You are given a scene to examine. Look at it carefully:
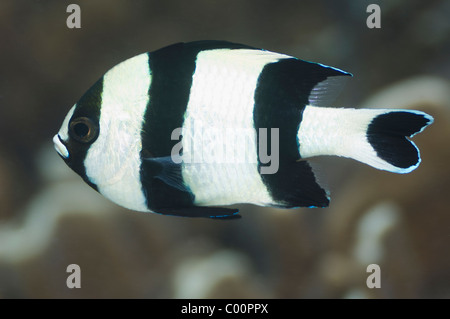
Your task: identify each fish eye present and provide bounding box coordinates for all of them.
[69,117,99,143]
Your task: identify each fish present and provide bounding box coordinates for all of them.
[53,40,433,219]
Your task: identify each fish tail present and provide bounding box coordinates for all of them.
[298,106,433,173]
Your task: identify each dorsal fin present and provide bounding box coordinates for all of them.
[308,66,352,106]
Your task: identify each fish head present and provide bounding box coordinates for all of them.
[53,78,102,188]
[53,61,148,210]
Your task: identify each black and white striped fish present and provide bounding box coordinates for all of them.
[53,41,433,219]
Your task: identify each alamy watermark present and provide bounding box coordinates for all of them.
[66,264,81,288]
[366,264,381,288]
[170,124,280,175]
[366,4,381,29]
[66,4,381,30]
[66,4,81,29]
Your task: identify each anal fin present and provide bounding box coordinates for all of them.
[154,206,241,220]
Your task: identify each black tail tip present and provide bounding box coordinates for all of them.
[367,110,433,173]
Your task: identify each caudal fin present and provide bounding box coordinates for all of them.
[298,106,434,173]
[366,110,433,173]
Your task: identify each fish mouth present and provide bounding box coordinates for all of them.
[53,134,69,159]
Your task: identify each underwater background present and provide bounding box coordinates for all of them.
[0,0,449,298]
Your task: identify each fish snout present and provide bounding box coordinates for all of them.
[53,134,69,159]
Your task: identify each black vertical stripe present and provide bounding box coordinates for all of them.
[139,41,254,210]
[141,41,253,157]
[66,77,104,192]
[253,58,344,207]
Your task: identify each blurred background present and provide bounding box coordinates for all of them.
[0,0,449,298]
